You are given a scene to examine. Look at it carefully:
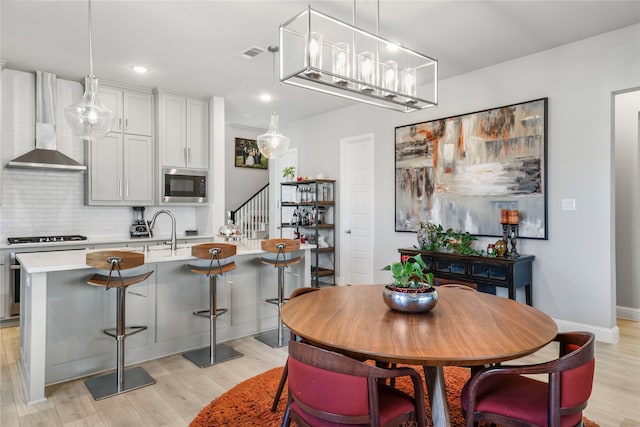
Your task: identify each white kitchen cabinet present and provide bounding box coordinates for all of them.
[86,133,153,205]
[99,84,153,136]
[155,89,209,169]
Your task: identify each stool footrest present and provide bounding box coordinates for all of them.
[265,297,290,306]
[193,308,228,318]
[103,325,147,339]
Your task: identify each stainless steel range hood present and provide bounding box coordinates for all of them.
[6,71,87,171]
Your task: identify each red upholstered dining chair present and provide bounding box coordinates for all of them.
[282,340,427,427]
[271,286,321,412]
[461,331,595,427]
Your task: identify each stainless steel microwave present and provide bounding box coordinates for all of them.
[162,168,207,203]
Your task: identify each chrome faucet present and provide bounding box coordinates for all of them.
[148,210,177,251]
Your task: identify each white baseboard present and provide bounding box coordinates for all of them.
[616,305,640,321]
[553,318,620,344]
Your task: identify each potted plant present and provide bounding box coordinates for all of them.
[417,222,483,256]
[382,254,438,313]
[282,165,296,181]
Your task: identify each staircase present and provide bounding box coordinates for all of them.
[231,184,269,239]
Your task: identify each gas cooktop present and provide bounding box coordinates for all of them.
[7,235,88,244]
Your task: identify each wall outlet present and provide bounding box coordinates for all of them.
[561,199,576,211]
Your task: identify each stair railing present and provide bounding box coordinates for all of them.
[231,183,269,239]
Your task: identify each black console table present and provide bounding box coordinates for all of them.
[398,249,534,306]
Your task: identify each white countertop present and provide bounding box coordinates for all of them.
[16,240,314,274]
[0,234,216,250]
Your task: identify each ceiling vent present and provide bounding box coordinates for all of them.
[239,45,266,60]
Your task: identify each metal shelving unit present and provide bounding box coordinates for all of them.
[280,179,336,287]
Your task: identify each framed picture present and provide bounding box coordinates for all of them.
[394,98,548,239]
[235,137,268,169]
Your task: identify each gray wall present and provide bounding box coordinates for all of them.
[615,90,640,318]
[285,23,640,342]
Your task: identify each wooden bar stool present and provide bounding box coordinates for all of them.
[185,243,243,368]
[255,238,301,348]
[84,250,155,400]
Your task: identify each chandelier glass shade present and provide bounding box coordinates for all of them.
[257,113,290,159]
[65,0,113,141]
[279,6,437,112]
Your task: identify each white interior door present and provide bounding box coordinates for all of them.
[339,133,374,285]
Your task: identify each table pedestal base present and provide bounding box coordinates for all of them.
[423,366,451,427]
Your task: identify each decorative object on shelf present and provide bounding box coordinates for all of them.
[279,1,437,113]
[382,254,438,313]
[235,137,267,169]
[494,239,507,257]
[395,98,548,239]
[507,210,520,258]
[65,0,113,141]
[257,46,290,159]
[416,222,483,256]
[282,165,296,181]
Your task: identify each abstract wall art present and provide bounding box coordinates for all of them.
[395,98,548,239]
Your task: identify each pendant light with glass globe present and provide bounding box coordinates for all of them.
[257,46,290,159]
[65,0,114,141]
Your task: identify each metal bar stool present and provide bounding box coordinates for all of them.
[184,243,243,368]
[255,238,301,348]
[84,250,155,400]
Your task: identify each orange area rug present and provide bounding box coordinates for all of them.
[190,365,599,427]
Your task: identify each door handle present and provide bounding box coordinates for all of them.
[346,229,352,234]
[118,179,122,198]
[118,118,122,130]
[125,119,128,131]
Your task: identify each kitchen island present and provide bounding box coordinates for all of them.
[17,240,312,404]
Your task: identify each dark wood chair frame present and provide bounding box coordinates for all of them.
[463,331,595,427]
[282,340,427,427]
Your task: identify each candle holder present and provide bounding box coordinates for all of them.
[509,224,520,258]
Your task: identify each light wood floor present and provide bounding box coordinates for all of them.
[1,320,639,427]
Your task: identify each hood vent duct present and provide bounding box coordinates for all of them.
[6,71,87,171]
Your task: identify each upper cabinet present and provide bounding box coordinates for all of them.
[86,83,154,205]
[154,89,209,170]
[100,84,153,136]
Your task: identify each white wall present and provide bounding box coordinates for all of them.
[224,124,269,212]
[285,23,640,342]
[615,89,640,318]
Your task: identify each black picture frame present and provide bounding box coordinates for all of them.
[394,98,548,239]
[234,137,267,169]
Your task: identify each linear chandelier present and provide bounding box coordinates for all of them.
[279,4,438,113]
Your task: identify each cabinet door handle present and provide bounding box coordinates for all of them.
[346,229,352,234]
[118,118,122,130]
[125,180,129,198]
[118,179,122,198]
[125,119,128,131]
[187,147,191,165]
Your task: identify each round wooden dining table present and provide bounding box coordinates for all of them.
[280,284,557,427]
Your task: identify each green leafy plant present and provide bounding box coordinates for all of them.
[282,165,296,180]
[418,222,482,256]
[383,254,434,288]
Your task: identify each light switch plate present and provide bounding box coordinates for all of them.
[562,199,576,211]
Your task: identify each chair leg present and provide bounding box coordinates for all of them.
[271,360,289,412]
[184,275,242,368]
[85,287,155,400]
[255,266,290,348]
[277,266,284,347]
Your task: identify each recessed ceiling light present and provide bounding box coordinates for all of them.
[132,65,148,74]
[260,93,272,102]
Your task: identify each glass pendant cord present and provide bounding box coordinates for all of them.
[65,0,113,141]
[257,47,290,159]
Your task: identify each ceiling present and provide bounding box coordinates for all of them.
[2,0,639,130]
